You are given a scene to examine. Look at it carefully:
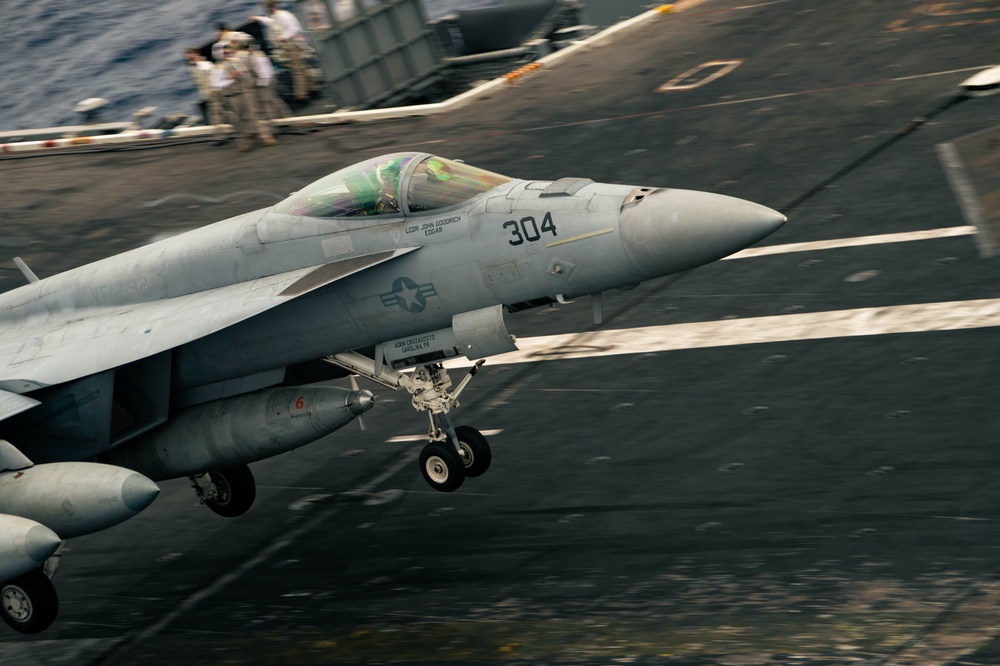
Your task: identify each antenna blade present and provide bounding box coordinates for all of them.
[13,257,39,283]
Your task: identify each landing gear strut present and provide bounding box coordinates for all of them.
[328,353,494,493]
[408,362,493,493]
[190,463,257,517]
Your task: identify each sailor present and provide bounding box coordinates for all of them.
[303,0,330,30]
[184,48,223,131]
[213,41,261,152]
[249,42,292,130]
[211,22,235,62]
[251,0,310,101]
[228,33,279,148]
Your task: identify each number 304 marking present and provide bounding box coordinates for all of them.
[504,212,557,246]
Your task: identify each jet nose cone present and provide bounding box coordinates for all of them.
[619,188,785,278]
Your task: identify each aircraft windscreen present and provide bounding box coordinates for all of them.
[274,154,511,218]
[275,154,415,218]
[406,156,512,212]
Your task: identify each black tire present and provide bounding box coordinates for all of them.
[204,464,256,517]
[1,568,58,634]
[455,425,492,478]
[419,441,465,492]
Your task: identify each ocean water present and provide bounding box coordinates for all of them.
[0,0,509,131]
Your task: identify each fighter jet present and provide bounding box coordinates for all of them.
[0,152,784,633]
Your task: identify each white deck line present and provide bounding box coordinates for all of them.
[445,298,1000,369]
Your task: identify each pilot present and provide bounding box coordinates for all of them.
[372,160,401,214]
[424,157,452,182]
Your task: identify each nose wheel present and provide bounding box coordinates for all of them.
[419,441,465,492]
[454,425,491,478]
[418,425,492,493]
[326,353,496,493]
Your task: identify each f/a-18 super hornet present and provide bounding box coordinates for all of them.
[0,152,784,633]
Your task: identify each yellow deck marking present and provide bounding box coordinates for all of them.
[887,1,1000,31]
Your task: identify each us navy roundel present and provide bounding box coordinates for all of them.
[380,277,438,313]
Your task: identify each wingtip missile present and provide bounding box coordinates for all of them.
[0,463,159,539]
[0,515,60,581]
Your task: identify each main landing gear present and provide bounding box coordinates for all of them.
[189,463,257,517]
[0,568,58,634]
[328,353,493,493]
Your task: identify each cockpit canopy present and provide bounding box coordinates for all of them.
[274,153,513,219]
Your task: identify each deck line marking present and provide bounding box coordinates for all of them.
[386,429,503,443]
[447,298,1000,368]
[726,225,976,259]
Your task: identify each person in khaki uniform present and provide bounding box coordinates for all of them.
[184,47,222,130]
[214,42,269,152]
[251,0,310,101]
[227,34,279,148]
[249,43,292,130]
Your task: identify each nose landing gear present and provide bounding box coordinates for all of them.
[328,353,493,493]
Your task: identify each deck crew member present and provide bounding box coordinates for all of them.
[250,42,292,130]
[228,34,279,149]
[184,47,221,129]
[213,42,257,152]
[251,0,310,101]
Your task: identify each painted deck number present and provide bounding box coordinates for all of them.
[657,60,743,92]
[504,212,557,246]
[295,396,305,410]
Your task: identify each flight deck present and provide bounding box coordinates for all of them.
[2,1,1000,663]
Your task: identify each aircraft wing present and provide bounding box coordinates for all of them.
[0,249,415,399]
[0,390,41,420]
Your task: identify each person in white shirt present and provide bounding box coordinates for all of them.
[250,44,293,123]
[184,47,220,129]
[211,23,235,63]
[227,34,279,149]
[213,42,266,152]
[251,0,310,101]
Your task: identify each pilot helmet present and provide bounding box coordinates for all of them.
[375,160,399,188]
[424,158,452,182]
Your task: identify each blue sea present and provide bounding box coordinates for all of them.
[0,0,521,131]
